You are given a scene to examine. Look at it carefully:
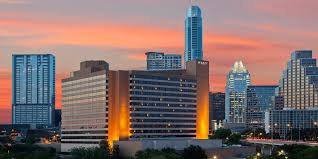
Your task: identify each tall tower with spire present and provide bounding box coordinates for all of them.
[184,5,203,65]
[225,61,251,124]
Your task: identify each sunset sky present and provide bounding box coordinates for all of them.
[0,0,318,124]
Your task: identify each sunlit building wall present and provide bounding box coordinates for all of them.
[61,61,109,152]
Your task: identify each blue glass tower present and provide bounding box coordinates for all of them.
[225,61,251,124]
[185,5,203,64]
[246,85,277,129]
[12,54,55,126]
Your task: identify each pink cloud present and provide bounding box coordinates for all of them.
[249,0,318,19]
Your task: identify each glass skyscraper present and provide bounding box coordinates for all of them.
[225,61,251,124]
[12,54,55,126]
[185,5,203,64]
[246,85,277,129]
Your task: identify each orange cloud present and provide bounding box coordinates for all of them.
[0,15,308,124]
[0,18,183,49]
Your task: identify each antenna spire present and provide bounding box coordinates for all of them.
[191,0,198,5]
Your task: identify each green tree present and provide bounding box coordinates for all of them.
[226,133,242,145]
[135,148,182,159]
[25,150,56,159]
[99,140,111,158]
[71,140,111,159]
[112,145,122,159]
[211,128,231,140]
[8,144,56,159]
[295,147,318,159]
[71,147,87,159]
[161,148,181,159]
[135,149,163,159]
[182,145,207,159]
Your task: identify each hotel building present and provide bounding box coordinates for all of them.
[61,60,209,152]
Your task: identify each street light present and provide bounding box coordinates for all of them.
[314,121,318,142]
[286,124,292,141]
[213,155,217,159]
[278,150,286,156]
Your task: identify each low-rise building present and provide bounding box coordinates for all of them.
[266,109,318,138]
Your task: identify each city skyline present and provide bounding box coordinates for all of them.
[1,0,318,124]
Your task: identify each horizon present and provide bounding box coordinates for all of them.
[1,0,318,124]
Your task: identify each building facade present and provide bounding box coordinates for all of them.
[61,61,109,151]
[54,109,61,128]
[209,92,225,132]
[145,52,182,71]
[278,50,318,109]
[12,54,55,126]
[269,50,318,137]
[225,61,251,124]
[246,86,277,130]
[185,5,203,64]
[267,109,318,138]
[129,72,197,139]
[61,60,210,152]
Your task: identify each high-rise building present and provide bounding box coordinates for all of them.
[61,60,210,152]
[145,52,182,71]
[268,50,318,138]
[12,54,55,126]
[61,61,109,151]
[209,92,225,121]
[225,61,251,124]
[278,50,318,109]
[246,85,277,130]
[209,92,225,132]
[185,5,203,64]
[54,109,61,127]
